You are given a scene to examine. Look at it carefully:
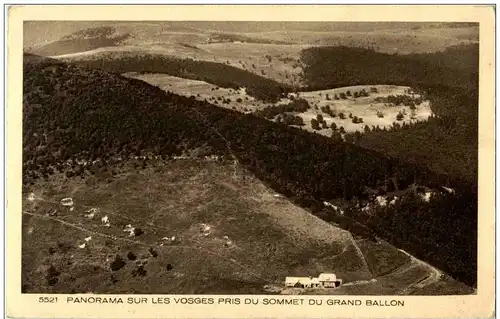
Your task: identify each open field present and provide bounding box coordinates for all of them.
[286,85,432,135]
[22,160,363,293]
[48,43,306,87]
[25,22,478,55]
[119,75,433,135]
[22,159,472,295]
[122,73,268,113]
[194,43,306,86]
[236,27,478,54]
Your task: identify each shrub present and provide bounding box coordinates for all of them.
[127,252,137,260]
[110,255,126,271]
[149,247,158,258]
[311,118,321,130]
[46,265,60,286]
[360,89,369,97]
[132,265,147,277]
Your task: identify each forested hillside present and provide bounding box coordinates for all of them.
[405,43,479,73]
[361,85,478,183]
[300,45,479,184]
[23,54,477,286]
[300,45,478,91]
[67,53,294,102]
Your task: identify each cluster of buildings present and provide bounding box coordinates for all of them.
[285,273,342,289]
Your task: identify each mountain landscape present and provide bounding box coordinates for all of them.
[22,21,478,295]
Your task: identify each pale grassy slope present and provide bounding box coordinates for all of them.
[22,159,471,295]
[122,73,270,113]
[293,85,432,135]
[22,160,369,293]
[119,74,433,135]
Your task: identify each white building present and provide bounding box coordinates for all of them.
[318,273,342,288]
[285,273,342,289]
[60,197,74,207]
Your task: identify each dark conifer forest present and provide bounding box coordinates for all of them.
[300,45,478,91]
[69,53,293,102]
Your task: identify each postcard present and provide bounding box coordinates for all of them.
[6,4,495,319]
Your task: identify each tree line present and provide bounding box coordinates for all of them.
[71,53,294,103]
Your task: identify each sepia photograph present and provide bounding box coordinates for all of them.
[5,4,496,319]
[20,19,480,295]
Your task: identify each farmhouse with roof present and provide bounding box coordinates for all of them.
[285,273,342,289]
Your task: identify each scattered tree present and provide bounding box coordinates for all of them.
[311,118,321,130]
[110,255,126,271]
[127,252,137,260]
[45,265,60,286]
